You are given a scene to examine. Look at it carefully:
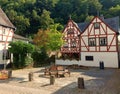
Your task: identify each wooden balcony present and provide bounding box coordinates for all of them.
[61,47,80,53]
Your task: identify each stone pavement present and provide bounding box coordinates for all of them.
[0,68,119,94]
[0,83,52,94]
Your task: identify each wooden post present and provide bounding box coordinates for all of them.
[50,75,55,85]
[28,72,33,81]
[8,70,12,78]
[78,77,85,89]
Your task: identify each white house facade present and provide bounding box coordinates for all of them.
[56,16,120,68]
[0,8,15,69]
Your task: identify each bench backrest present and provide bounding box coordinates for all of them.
[49,65,57,71]
[57,66,64,71]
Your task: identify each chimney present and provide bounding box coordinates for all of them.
[100,14,104,20]
[69,15,71,20]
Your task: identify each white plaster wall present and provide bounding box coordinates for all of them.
[0,50,10,65]
[0,28,14,65]
[56,52,119,68]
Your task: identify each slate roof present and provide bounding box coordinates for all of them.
[77,16,119,32]
[104,16,119,32]
[0,8,16,29]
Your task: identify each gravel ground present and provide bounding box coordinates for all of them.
[0,67,119,94]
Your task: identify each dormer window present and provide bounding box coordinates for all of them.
[94,22,100,29]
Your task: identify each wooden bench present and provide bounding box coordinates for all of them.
[57,66,70,77]
[44,65,70,77]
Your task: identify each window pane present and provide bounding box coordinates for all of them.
[71,40,76,48]
[88,38,96,46]
[94,22,100,29]
[99,37,107,46]
[67,29,74,34]
[85,56,93,61]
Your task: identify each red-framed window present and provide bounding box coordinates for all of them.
[88,38,96,46]
[99,37,107,46]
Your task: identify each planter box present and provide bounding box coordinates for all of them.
[0,70,12,80]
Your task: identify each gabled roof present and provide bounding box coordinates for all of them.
[63,19,81,33]
[0,8,16,29]
[77,16,119,32]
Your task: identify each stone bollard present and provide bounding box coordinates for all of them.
[28,72,33,81]
[78,77,85,89]
[50,75,55,85]
[8,70,12,78]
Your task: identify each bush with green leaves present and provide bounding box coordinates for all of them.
[32,47,49,67]
[9,41,34,68]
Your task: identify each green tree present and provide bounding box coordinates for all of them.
[108,5,120,16]
[32,47,49,67]
[33,29,49,49]
[87,0,102,15]
[85,15,94,22]
[40,9,54,30]
[53,1,73,23]
[47,24,63,51]
[33,23,63,64]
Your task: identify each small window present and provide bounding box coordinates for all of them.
[3,50,11,60]
[94,22,100,29]
[85,56,93,61]
[99,37,107,46]
[67,29,74,34]
[88,38,96,46]
[63,42,69,48]
[71,40,76,48]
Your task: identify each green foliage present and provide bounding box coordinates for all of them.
[108,5,120,16]
[32,47,49,66]
[33,23,63,52]
[47,24,63,51]
[87,0,102,15]
[25,55,33,66]
[9,41,34,54]
[9,41,35,68]
[40,9,54,30]
[33,23,63,65]
[85,15,94,22]
[33,29,49,49]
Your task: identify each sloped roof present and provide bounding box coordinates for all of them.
[77,22,89,32]
[77,16,119,32]
[13,34,28,41]
[104,16,119,32]
[0,8,15,29]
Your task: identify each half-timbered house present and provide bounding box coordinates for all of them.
[0,8,15,68]
[56,16,119,68]
[60,18,81,60]
[80,16,119,68]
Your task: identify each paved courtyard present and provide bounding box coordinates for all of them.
[0,67,120,94]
